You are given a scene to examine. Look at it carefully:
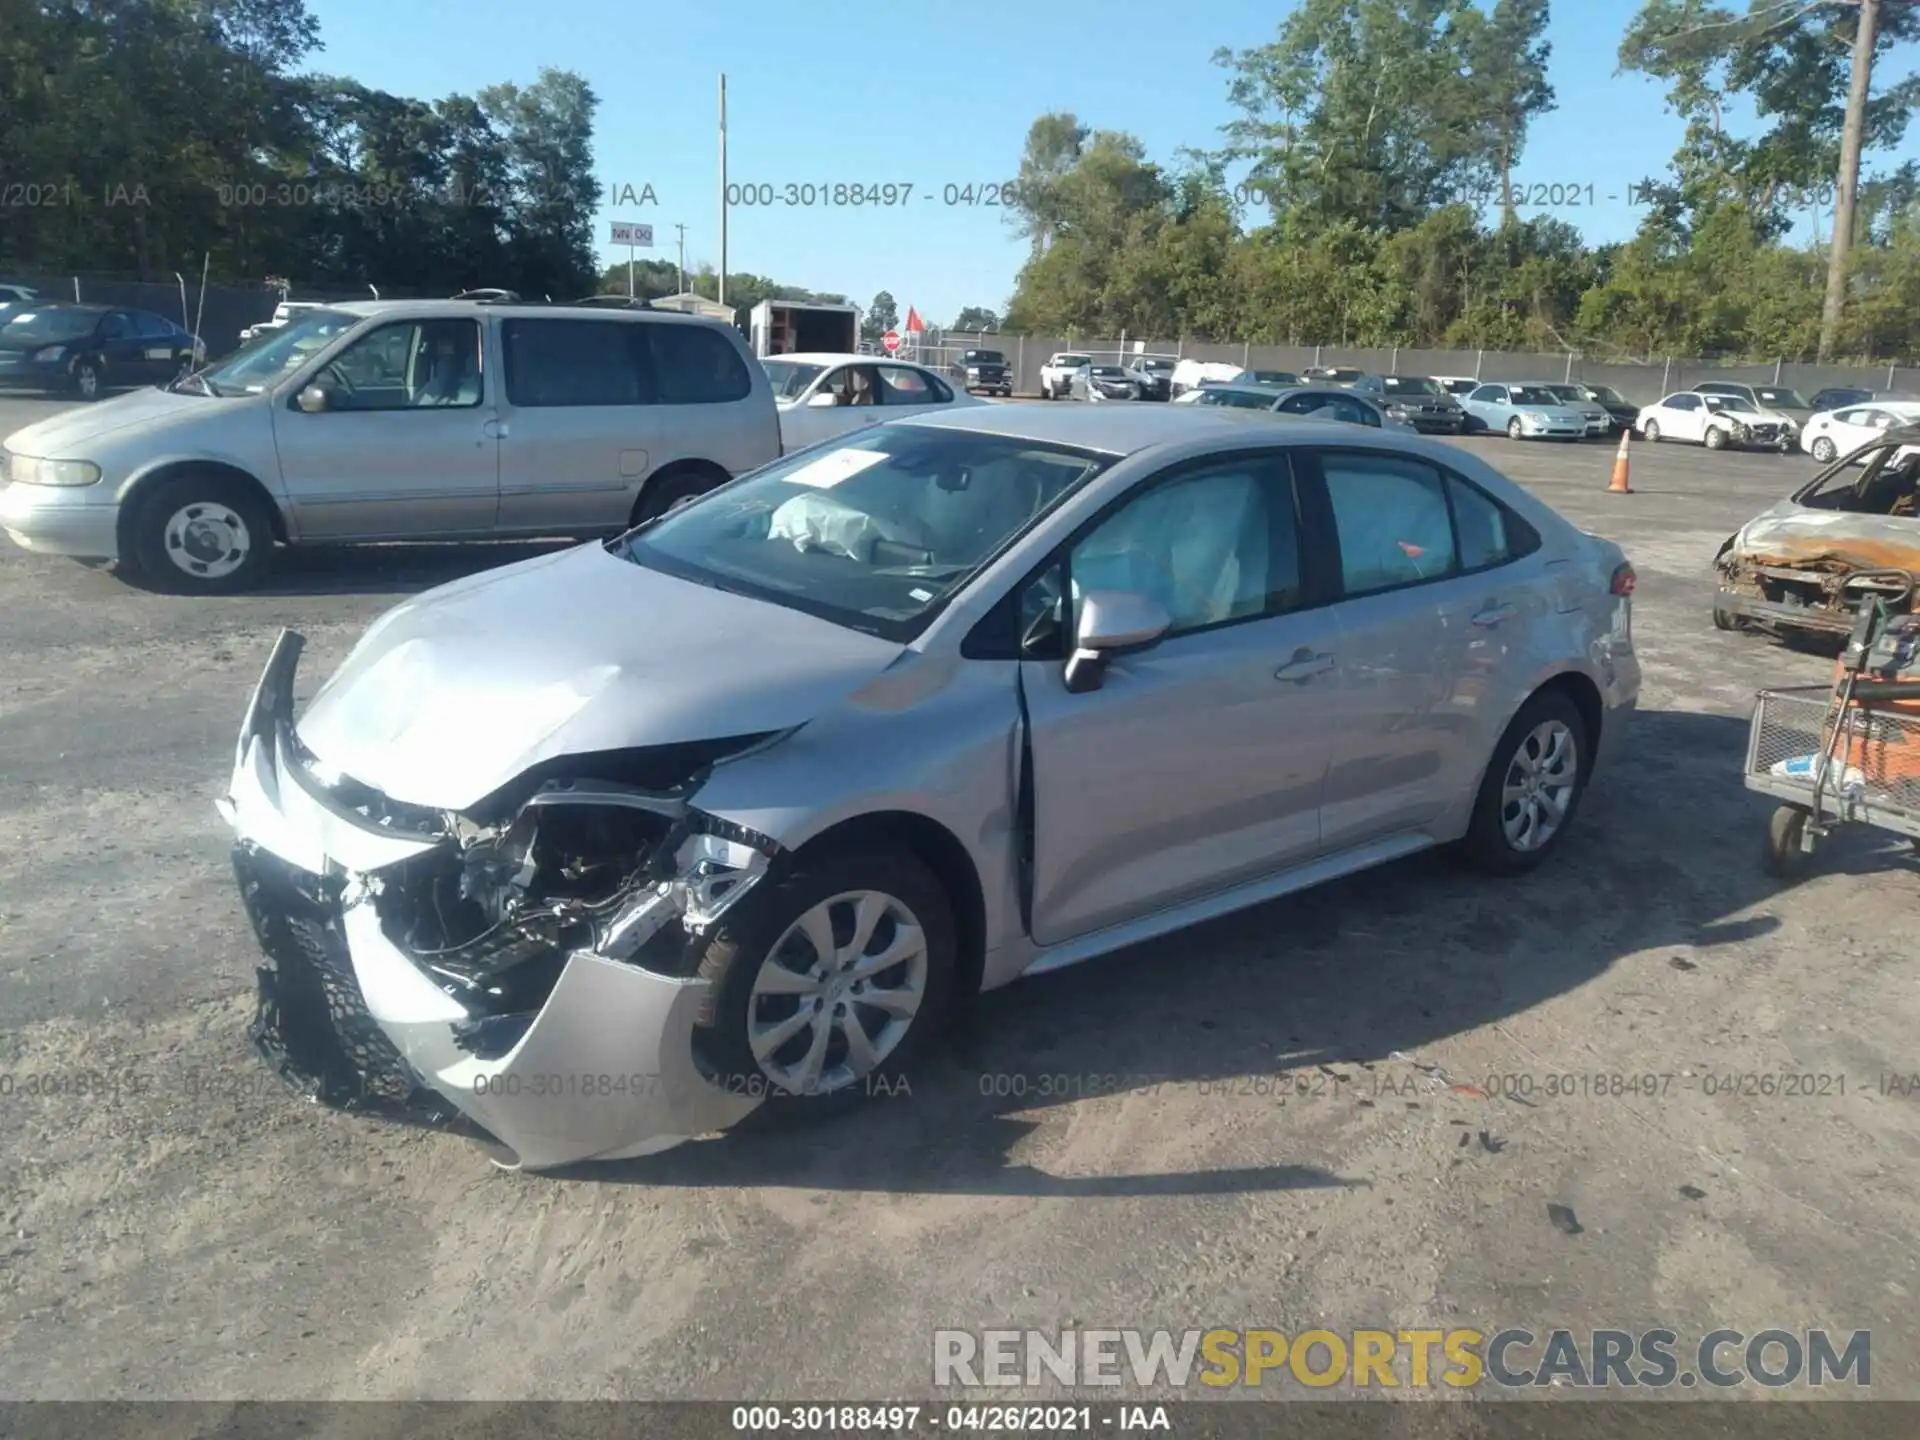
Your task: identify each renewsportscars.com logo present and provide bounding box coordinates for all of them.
[933,1327,1871,1390]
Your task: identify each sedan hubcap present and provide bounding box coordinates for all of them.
[1501,720,1578,852]
[162,501,252,580]
[747,890,928,1097]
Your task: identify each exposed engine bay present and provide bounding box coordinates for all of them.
[363,767,778,1045]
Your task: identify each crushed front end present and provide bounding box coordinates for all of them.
[219,630,779,1169]
[1716,519,1919,638]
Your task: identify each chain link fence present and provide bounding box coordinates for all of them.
[926,333,1920,404]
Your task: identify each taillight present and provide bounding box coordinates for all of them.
[1610,562,1637,596]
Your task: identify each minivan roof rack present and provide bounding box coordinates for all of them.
[569,294,654,309]
[451,288,520,302]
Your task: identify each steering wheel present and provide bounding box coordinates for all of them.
[321,360,358,397]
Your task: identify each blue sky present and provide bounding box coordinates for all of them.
[305,0,1920,326]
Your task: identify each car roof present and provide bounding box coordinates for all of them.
[7,301,109,314]
[899,400,1410,455]
[321,298,734,327]
[768,351,934,366]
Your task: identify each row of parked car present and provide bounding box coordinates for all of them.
[1031,349,1920,461]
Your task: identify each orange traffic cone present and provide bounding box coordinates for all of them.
[1608,429,1633,493]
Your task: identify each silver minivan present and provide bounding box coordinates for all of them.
[0,298,782,593]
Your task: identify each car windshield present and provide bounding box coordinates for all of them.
[1091,366,1125,377]
[0,308,100,347]
[1142,359,1174,372]
[1586,385,1625,404]
[616,426,1112,641]
[1055,354,1091,368]
[964,351,1004,364]
[762,360,828,400]
[1756,388,1811,409]
[196,307,361,395]
[1245,371,1301,386]
[1383,376,1441,395]
[1510,386,1561,405]
[1544,385,1587,402]
[1440,378,1477,393]
[1706,395,1757,414]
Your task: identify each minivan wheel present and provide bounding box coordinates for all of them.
[1458,690,1590,876]
[631,467,724,527]
[126,474,275,594]
[694,849,956,1116]
[71,358,103,401]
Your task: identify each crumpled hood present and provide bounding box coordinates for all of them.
[2,386,218,457]
[1733,500,1920,568]
[295,542,905,811]
[1721,407,1794,427]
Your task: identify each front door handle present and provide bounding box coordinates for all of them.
[1472,602,1517,627]
[1275,648,1336,682]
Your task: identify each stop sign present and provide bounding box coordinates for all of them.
[882,330,901,352]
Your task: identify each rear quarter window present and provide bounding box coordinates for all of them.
[649,322,753,404]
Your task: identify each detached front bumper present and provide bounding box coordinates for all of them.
[218,630,768,1170]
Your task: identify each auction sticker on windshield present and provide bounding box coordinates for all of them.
[785,449,889,489]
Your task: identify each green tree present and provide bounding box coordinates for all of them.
[862,290,898,341]
[1007,113,1090,257]
[951,307,1001,331]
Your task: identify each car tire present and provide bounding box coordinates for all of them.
[1457,689,1591,877]
[1811,436,1837,463]
[71,357,104,401]
[125,472,276,595]
[1506,417,1525,441]
[1643,419,1661,443]
[693,848,956,1116]
[631,466,726,527]
[1705,425,1727,451]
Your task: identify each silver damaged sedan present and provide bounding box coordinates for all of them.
[220,405,1640,1170]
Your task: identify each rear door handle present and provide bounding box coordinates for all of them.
[1275,648,1336,682]
[1472,602,1517,627]
[482,418,509,438]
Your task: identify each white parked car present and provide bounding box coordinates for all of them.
[1637,391,1796,452]
[1431,375,1480,398]
[1039,352,1092,401]
[239,301,328,344]
[762,353,985,451]
[1798,400,1920,464]
[1168,358,1244,398]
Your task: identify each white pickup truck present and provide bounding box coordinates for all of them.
[1040,351,1092,400]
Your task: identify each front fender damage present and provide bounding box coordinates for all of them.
[225,632,790,1168]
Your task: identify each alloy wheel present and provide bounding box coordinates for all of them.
[746,889,929,1097]
[1500,719,1579,853]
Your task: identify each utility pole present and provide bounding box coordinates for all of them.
[717,74,728,308]
[1819,0,1879,362]
[675,223,687,297]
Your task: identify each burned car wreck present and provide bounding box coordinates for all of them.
[1715,426,1920,640]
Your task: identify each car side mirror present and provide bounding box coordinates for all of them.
[296,384,333,413]
[1063,589,1172,694]
[808,391,840,408]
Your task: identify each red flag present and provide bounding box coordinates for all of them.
[904,306,925,333]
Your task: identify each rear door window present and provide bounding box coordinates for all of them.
[1316,452,1459,596]
[503,318,654,407]
[648,321,751,404]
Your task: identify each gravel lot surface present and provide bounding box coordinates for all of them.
[2,393,1916,1409]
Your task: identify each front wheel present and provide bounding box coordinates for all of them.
[694,849,956,1115]
[1506,417,1525,441]
[632,467,724,526]
[1458,690,1590,876]
[125,473,276,594]
[1705,426,1727,451]
[1811,436,1837,463]
[1643,419,1661,443]
[71,357,103,401]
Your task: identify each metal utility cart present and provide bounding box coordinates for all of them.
[1744,600,1920,877]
